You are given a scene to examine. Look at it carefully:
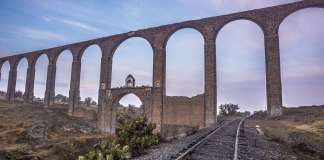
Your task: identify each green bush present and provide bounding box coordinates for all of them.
[78,116,160,159]
[78,138,130,160]
[117,116,160,156]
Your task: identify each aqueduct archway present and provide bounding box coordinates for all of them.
[0,1,323,136]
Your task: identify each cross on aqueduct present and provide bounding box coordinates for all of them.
[0,0,323,136]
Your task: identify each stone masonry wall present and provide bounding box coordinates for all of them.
[162,95,204,138]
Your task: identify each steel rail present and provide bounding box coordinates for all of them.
[175,119,234,160]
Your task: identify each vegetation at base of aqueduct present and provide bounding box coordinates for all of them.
[78,116,160,160]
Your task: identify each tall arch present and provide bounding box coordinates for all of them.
[55,50,72,104]
[166,28,204,97]
[15,58,28,100]
[279,8,324,107]
[216,20,266,112]
[111,37,153,88]
[80,44,102,105]
[34,54,48,100]
[0,61,10,98]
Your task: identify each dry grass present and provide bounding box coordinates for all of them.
[0,100,108,160]
[248,106,324,160]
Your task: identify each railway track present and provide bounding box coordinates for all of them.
[175,117,248,160]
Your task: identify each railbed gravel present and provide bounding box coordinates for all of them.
[133,118,234,160]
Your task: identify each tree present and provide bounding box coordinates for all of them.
[219,103,240,116]
[55,94,68,103]
[91,101,97,105]
[84,97,92,106]
[14,91,23,98]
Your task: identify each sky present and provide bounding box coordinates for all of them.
[0,0,323,112]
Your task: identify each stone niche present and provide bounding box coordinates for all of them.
[162,94,205,139]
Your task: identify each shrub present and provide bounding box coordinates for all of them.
[78,138,131,160]
[117,116,160,156]
[78,116,160,159]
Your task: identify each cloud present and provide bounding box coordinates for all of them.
[44,17,104,34]
[42,16,51,22]
[18,27,67,42]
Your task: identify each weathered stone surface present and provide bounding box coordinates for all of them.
[0,0,322,137]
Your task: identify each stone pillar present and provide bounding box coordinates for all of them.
[98,56,112,106]
[24,62,36,103]
[6,64,17,101]
[204,33,217,126]
[264,24,283,116]
[151,42,165,133]
[68,56,81,116]
[97,46,114,134]
[44,59,56,107]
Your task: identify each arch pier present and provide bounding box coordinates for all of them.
[0,0,322,137]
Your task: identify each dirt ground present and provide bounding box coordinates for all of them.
[247,106,324,160]
[0,100,106,160]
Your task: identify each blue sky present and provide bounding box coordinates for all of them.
[0,0,324,111]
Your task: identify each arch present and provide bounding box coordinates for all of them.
[34,54,48,99]
[80,44,102,103]
[215,17,265,41]
[279,8,324,107]
[117,93,143,108]
[15,57,28,99]
[55,50,72,104]
[279,5,324,28]
[163,26,205,49]
[216,20,266,112]
[166,28,205,96]
[111,37,153,88]
[78,42,102,59]
[111,35,154,57]
[0,61,10,98]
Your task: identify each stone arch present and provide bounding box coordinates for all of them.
[78,42,103,59]
[215,19,266,111]
[215,17,266,41]
[110,87,153,118]
[0,60,10,96]
[34,54,49,99]
[278,5,324,30]
[79,44,102,103]
[166,28,205,96]
[15,57,28,98]
[111,37,154,88]
[279,7,324,107]
[55,50,73,103]
[163,26,206,49]
[113,92,145,107]
[111,35,155,57]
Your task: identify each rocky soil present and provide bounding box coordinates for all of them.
[0,101,104,160]
[247,106,324,160]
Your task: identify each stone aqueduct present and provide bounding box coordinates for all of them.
[0,0,323,136]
